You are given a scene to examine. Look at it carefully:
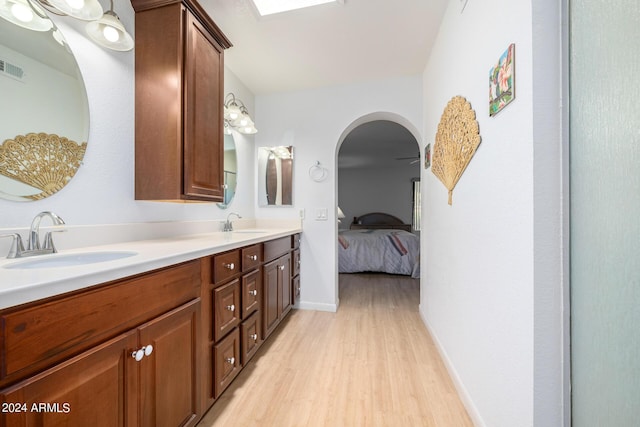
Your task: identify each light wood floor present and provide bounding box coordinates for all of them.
[197,273,473,427]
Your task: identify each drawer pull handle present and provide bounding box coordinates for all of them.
[226,304,235,312]
[278,265,285,271]
[226,357,235,365]
[224,262,235,270]
[249,290,258,296]
[131,345,153,362]
[250,333,258,342]
[249,255,258,261]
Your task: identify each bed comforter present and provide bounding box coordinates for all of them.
[338,229,420,278]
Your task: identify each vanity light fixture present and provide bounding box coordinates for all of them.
[85,0,133,51]
[223,93,258,135]
[0,0,53,31]
[0,0,133,51]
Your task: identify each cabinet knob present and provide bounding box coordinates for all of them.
[249,255,258,261]
[224,262,235,270]
[250,333,258,342]
[226,357,235,365]
[278,265,285,271]
[226,304,235,312]
[249,289,258,296]
[143,345,153,357]
[131,345,154,362]
[132,349,144,362]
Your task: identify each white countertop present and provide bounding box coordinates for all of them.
[0,226,301,310]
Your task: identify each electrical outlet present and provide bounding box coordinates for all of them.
[299,209,305,219]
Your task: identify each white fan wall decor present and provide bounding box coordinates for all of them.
[431,96,481,205]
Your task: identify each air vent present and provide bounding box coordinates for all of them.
[0,59,25,81]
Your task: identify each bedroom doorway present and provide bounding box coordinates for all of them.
[336,116,422,305]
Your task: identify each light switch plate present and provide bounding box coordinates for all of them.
[315,208,328,221]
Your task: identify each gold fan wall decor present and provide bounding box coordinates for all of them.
[0,133,87,200]
[431,96,482,205]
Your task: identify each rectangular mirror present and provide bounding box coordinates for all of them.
[258,146,293,206]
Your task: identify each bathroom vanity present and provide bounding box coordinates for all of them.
[0,227,301,426]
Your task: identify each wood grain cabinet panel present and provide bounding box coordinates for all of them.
[240,312,262,365]
[0,331,138,427]
[212,279,241,342]
[241,269,260,319]
[132,0,231,202]
[213,328,240,398]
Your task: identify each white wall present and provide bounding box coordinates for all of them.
[421,1,563,426]
[254,77,423,311]
[0,5,256,241]
[338,165,419,228]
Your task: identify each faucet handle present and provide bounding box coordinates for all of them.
[0,233,25,259]
[42,229,66,253]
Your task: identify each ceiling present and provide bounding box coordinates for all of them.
[202,0,448,95]
[338,120,420,169]
[202,0,444,168]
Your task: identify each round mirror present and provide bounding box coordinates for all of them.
[218,133,237,209]
[0,13,90,201]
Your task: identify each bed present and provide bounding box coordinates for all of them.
[338,213,420,278]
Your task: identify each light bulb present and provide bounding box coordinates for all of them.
[103,25,119,42]
[65,0,85,9]
[11,2,33,22]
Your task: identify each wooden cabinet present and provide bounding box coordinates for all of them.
[263,236,294,339]
[132,0,231,202]
[0,263,201,427]
[0,233,299,426]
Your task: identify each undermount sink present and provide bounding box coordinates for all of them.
[3,251,138,270]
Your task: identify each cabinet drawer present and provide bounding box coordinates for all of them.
[213,279,240,342]
[264,237,291,262]
[241,270,260,319]
[213,250,240,283]
[292,248,300,277]
[0,260,200,384]
[293,275,300,305]
[241,244,262,272]
[240,312,262,365]
[213,328,240,398]
[292,233,301,249]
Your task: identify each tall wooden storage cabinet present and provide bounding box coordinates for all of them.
[132,0,231,202]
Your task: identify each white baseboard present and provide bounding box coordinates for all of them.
[418,304,485,427]
[295,301,338,312]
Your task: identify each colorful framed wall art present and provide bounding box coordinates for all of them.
[489,43,515,116]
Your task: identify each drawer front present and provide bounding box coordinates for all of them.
[240,312,262,365]
[241,244,262,272]
[292,248,300,277]
[241,270,260,319]
[213,279,241,342]
[0,260,200,384]
[293,275,301,305]
[213,250,240,283]
[213,328,241,398]
[263,237,291,262]
[292,233,301,249]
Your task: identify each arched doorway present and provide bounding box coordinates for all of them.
[334,113,423,305]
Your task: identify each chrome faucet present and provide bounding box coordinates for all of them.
[223,212,241,232]
[0,211,66,259]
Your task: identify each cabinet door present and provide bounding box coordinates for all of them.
[0,331,138,427]
[279,253,292,318]
[213,279,241,342]
[262,259,280,339]
[138,299,200,427]
[183,11,224,201]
